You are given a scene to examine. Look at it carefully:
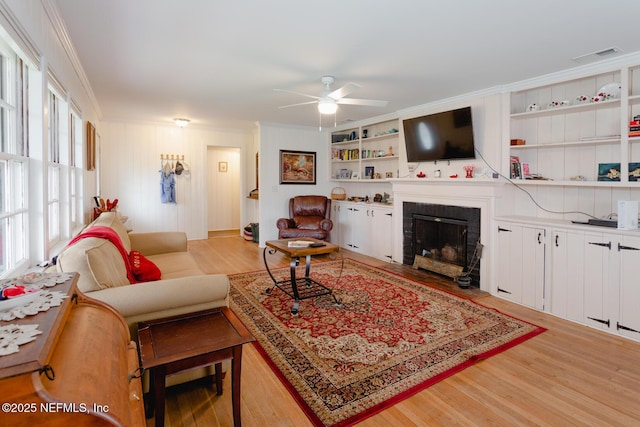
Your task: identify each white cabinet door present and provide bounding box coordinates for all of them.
[496,223,545,309]
[334,202,393,262]
[369,206,393,262]
[329,202,340,244]
[521,226,545,310]
[582,232,613,331]
[496,224,523,303]
[337,202,352,249]
[349,205,368,254]
[618,236,640,340]
[550,229,585,322]
[339,203,368,253]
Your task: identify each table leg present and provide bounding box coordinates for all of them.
[290,256,301,314]
[153,366,167,427]
[263,247,278,292]
[304,254,311,278]
[215,362,223,396]
[231,345,243,427]
[145,369,155,419]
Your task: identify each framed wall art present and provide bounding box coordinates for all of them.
[629,162,640,181]
[280,150,316,184]
[218,161,228,172]
[597,163,621,181]
[86,121,96,171]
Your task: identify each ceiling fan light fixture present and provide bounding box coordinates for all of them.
[318,99,337,115]
[174,118,190,127]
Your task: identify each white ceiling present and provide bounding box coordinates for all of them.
[53,0,640,129]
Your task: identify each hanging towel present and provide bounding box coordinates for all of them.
[160,169,176,203]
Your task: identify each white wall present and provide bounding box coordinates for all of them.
[100,121,255,239]
[257,123,332,244]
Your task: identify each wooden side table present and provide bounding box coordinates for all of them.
[138,308,255,427]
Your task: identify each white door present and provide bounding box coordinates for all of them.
[551,229,585,321]
[337,202,352,249]
[521,226,545,310]
[496,224,523,303]
[370,206,393,262]
[618,236,640,340]
[583,232,612,330]
[329,202,341,244]
[349,205,368,254]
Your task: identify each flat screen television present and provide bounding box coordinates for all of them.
[403,106,476,162]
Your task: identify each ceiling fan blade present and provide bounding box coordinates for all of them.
[273,88,319,100]
[337,98,388,107]
[278,100,318,109]
[328,82,360,100]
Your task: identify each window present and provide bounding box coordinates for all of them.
[0,25,85,277]
[47,89,60,246]
[0,40,28,276]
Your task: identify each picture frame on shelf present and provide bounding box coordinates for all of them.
[597,163,621,181]
[629,162,640,182]
[364,166,374,179]
[351,172,360,180]
[280,150,316,184]
[339,168,352,179]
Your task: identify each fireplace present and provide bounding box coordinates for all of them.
[403,202,481,287]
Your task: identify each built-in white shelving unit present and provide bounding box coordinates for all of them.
[507,65,640,187]
[330,118,400,182]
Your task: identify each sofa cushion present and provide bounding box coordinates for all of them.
[147,252,204,279]
[129,251,162,282]
[90,212,131,252]
[57,237,130,292]
[294,215,325,230]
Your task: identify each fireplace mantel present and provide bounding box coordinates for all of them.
[389,178,504,199]
[389,179,504,292]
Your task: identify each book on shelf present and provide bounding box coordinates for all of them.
[510,156,523,179]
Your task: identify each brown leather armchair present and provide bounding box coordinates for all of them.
[276,195,333,241]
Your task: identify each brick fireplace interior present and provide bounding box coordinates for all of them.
[403,202,481,287]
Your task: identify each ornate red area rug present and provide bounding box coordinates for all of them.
[229,259,545,427]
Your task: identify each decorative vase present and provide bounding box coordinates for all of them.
[464,165,475,178]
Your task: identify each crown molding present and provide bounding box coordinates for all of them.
[0,0,40,68]
[501,51,640,93]
[40,0,102,119]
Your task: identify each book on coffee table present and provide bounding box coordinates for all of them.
[287,240,312,248]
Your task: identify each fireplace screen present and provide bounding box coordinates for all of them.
[412,214,467,268]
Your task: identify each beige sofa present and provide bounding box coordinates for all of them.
[56,212,229,335]
[55,212,230,386]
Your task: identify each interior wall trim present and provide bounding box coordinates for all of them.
[0,0,41,68]
[40,0,102,118]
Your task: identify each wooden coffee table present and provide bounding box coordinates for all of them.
[137,308,254,427]
[263,238,342,315]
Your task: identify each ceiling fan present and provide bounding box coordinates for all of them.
[274,75,388,116]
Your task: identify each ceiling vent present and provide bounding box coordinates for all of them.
[572,46,623,64]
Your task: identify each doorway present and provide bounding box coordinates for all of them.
[207,147,241,236]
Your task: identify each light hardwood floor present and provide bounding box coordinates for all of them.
[149,236,640,427]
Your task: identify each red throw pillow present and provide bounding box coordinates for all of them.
[129,251,162,282]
